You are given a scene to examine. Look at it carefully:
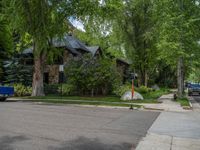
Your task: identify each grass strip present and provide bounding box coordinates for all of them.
[21,95,158,103]
[176,97,190,107]
[26,99,141,108]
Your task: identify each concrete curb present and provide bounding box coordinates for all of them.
[143,107,164,111]
[187,96,193,109]
[6,98,143,110]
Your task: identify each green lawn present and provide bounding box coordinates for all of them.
[19,88,171,107]
[142,88,170,100]
[22,95,158,103]
[20,98,141,108]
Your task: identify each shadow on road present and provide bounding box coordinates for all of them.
[0,135,29,150]
[49,136,134,150]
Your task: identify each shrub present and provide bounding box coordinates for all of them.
[13,83,32,96]
[113,83,131,97]
[44,84,60,95]
[65,54,121,96]
[57,84,75,96]
[4,57,33,86]
[135,86,153,94]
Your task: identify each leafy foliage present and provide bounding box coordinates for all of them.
[44,84,60,95]
[0,14,13,81]
[4,56,33,86]
[113,83,131,97]
[58,84,75,96]
[64,54,121,96]
[156,0,200,65]
[12,83,32,96]
[100,0,158,86]
[135,86,153,94]
[142,88,170,100]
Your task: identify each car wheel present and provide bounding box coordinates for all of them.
[0,97,7,101]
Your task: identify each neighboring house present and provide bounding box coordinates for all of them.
[21,34,130,84]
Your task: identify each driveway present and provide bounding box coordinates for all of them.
[0,102,159,150]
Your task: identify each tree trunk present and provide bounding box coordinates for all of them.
[139,69,148,87]
[32,53,45,96]
[177,57,184,98]
[91,88,94,97]
[144,71,148,87]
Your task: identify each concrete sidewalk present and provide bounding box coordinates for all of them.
[135,96,200,150]
[141,94,191,112]
[136,133,200,150]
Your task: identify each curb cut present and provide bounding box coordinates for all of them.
[143,107,164,111]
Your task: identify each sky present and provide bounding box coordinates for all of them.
[69,17,85,32]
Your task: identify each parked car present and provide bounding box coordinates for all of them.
[188,83,200,96]
[0,86,14,101]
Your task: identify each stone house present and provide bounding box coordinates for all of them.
[22,35,130,84]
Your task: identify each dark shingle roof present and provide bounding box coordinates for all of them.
[86,46,100,56]
[116,58,132,65]
[22,35,91,55]
[53,35,90,52]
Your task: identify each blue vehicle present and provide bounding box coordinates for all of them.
[0,86,14,101]
[187,83,200,96]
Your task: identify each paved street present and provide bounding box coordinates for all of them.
[190,96,200,112]
[0,102,159,150]
[193,96,200,103]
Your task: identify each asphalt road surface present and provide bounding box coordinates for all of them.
[0,102,159,150]
[193,96,200,103]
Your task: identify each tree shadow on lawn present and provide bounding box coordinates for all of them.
[49,136,134,150]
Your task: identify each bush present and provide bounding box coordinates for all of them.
[135,86,153,94]
[13,83,32,96]
[65,54,121,96]
[4,57,33,86]
[44,84,60,95]
[57,84,75,96]
[113,83,131,97]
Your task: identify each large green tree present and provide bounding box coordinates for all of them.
[76,0,158,86]
[103,0,158,86]
[99,0,200,92]
[156,0,200,97]
[2,0,99,96]
[0,1,12,82]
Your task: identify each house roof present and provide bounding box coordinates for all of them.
[86,46,100,56]
[53,35,90,52]
[22,35,91,55]
[116,58,132,65]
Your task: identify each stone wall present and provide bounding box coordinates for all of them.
[44,65,59,84]
[44,50,73,84]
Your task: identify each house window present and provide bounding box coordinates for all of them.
[44,72,49,84]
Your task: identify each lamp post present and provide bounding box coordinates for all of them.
[59,65,64,99]
[130,73,135,100]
